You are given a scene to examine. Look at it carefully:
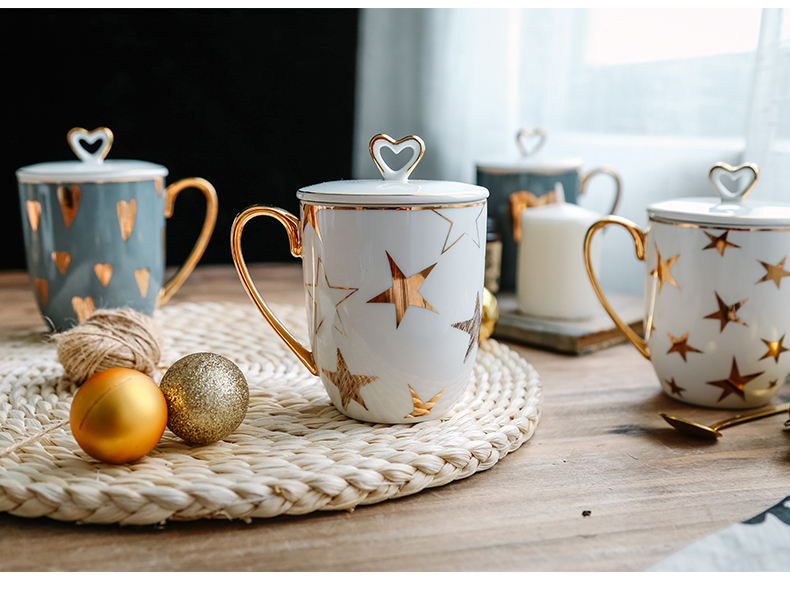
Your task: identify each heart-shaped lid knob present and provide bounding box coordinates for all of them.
[709,162,759,203]
[16,127,168,183]
[369,134,425,182]
[68,127,114,164]
[515,127,547,158]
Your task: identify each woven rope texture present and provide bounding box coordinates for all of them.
[0,301,542,525]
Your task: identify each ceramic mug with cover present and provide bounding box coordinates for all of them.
[232,134,488,423]
[16,127,218,331]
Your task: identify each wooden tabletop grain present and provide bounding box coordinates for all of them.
[1,264,789,572]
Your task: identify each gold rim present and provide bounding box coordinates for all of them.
[298,200,487,210]
[649,217,790,231]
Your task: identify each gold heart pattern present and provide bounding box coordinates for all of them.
[26,200,42,231]
[57,185,81,227]
[654,226,790,404]
[94,263,113,287]
[117,199,137,242]
[52,252,71,274]
[71,296,95,322]
[35,279,48,306]
[135,268,151,298]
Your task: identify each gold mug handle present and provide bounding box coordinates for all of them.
[230,206,318,375]
[580,166,622,215]
[583,216,649,359]
[158,177,219,305]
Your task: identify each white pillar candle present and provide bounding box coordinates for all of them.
[516,183,601,320]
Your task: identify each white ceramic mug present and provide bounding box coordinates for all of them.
[584,163,790,409]
[231,135,488,423]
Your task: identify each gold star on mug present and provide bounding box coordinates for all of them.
[452,292,482,362]
[706,357,763,403]
[322,348,377,411]
[666,331,702,362]
[404,385,445,419]
[760,335,789,363]
[433,206,484,254]
[302,204,323,241]
[650,245,680,291]
[666,377,685,397]
[702,230,740,256]
[367,252,437,328]
[704,292,748,332]
[306,256,358,336]
[756,257,790,289]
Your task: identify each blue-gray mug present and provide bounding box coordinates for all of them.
[476,128,621,291]
[16,127,218,331]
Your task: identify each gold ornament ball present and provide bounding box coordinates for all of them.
[69,368,168,464]
[480,287,499,342]
[159,352,250,444]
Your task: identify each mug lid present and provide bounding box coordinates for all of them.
[16,127,168,183]
[648,163,790,228]
[297,134,488,206]
[475,127,584,175]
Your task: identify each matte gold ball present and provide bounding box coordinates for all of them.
[69,368,168,464]
[159,352,249,444]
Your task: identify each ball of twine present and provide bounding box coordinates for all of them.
[53,308,163,384]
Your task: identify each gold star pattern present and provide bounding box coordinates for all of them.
[452,292,482,362]
[650,245,680,292]
[756,257,790,289]
[433,206,484,254]
[302,204,323,241]
[760,335,789,363]
[306,256,358,336]
[706,357,764,403]
[322,348,377,411]
[704,292,748,332]
[367,252,437,328]
[666,377,685,397]
[702,230,740,256]
[404,385,445,419]
[666,331,702,362]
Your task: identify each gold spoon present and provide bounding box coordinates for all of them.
[660,402,790,440]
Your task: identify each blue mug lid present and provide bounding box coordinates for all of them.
[16,127,168,183]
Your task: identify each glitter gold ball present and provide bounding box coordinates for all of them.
[159,352,249,444]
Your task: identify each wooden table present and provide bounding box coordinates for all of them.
[1,264,789,571]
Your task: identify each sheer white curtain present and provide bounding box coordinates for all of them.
[354,8,789,295]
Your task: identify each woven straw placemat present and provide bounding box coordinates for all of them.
[0,301,542,525]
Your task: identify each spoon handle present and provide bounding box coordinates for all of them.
[709,402,790,431]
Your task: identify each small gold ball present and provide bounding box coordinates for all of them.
[159,352,249,444]
[480,287,499,342]
[69,368,168,464]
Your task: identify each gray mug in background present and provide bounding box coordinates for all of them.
[16,127,218,331]
[476,128,621,292]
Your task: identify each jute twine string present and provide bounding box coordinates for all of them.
[53,308,163,384]
[0,301,542,525]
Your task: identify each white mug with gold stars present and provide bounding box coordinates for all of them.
[231,134,488,423]
[586,162,790,409]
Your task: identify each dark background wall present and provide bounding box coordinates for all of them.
[2,8,359,270]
